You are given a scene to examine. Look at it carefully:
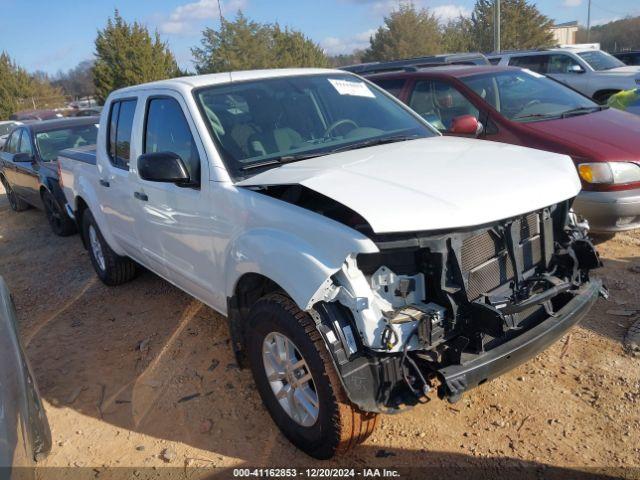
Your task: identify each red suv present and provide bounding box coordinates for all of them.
[362,64,640,233]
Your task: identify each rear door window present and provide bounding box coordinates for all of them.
[107,99,137,170]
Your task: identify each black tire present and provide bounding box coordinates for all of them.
[246,293,377,459]
[1,176,29,212]
[593,90,619,105]
[42,190,76,236]
[82,209,137,286]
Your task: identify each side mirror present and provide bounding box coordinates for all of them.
[450,115,482,136]
[568,64,585,74]
[13,153,33,163]
[137,152,191,185]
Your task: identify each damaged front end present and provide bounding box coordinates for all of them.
[309,200,606,412]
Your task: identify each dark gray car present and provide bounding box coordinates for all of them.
[0,276,51,477]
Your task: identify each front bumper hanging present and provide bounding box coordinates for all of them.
[437,279,603,403]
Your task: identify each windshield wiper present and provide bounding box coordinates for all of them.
[329,134,421,154]
[513,112,561,121]
[239,134,421,171]
[560,105,607,118]
[240,152,329,171]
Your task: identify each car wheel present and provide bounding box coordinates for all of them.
[246,293,378,459]
[1,177,29,212]
[82,209,137,286]
[42,190,76,236]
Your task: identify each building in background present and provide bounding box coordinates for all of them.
[550,21,579,45]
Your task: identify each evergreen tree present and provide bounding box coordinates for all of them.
[469,0,554,52]
[361,3,441,62]
[93,10,180,103]
[192,12,327,74]
[441,17,475,53]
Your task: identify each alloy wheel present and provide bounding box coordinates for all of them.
[88,225,106,272]
[44,194,62,231]
[262,332,319,427]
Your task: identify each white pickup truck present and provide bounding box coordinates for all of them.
[58,68,604,459]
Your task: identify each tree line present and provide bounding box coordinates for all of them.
[1,1,638,117]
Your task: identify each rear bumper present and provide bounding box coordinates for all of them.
[573,189,640,232]
[437,279,602,402]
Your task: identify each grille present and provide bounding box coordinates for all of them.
[461,212,543,300]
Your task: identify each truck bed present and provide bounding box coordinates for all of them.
[59,145,97,165]
[58,145,98,214]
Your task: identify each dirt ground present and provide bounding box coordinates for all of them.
[0,183,638,479]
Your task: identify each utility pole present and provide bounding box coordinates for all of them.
[586,0,592,42]
[494,0,501,53]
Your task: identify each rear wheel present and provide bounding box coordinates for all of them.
[82,209,137,286]
[42,190,76,236]
[246,293,377,459]
[1,176,29,212]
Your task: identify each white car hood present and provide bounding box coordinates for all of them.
[237,137,581,234]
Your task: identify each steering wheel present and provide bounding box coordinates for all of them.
[324,119,359,138]
[524,99,541,109]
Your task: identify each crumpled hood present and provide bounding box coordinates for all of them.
[237,137,581,234]
[523,108,640,159]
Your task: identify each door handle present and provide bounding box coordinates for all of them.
[134,191,148,201]
[99,179,110,187]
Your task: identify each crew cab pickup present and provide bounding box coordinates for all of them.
[58,69,604,459]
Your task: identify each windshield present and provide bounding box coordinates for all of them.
[578,51,625,71]
[35,124,98,161]
[195,73,436,177]
[0,123,18,136]
[462,69,597,122]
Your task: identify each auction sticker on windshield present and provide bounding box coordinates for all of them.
[328,78,375,98]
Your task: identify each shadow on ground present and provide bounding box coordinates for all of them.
[0,197,637,477]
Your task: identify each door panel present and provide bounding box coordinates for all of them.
[100,99,141,256]
[0,131,21,187]
[14,131,40,205]
[131,93,219,308]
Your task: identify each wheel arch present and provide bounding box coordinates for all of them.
[227,272,285,365]
[75,196,90,248]
[593,89,621,104]
[72,193,126,256]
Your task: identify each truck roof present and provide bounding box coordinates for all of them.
[113,68,346,95]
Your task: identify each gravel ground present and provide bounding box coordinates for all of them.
[0,184,638,479]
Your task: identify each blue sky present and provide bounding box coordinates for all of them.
[0,0,637,75]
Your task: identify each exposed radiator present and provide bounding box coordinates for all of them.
[461,212,543,300]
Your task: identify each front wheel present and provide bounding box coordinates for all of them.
[82,209,137,286]
[246,293,377,459]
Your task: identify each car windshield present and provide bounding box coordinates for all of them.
[462,69,597,122]
[0,123,18,136]
[35,124,98,161]
[195,73,436,178]
[578,50,625,71]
